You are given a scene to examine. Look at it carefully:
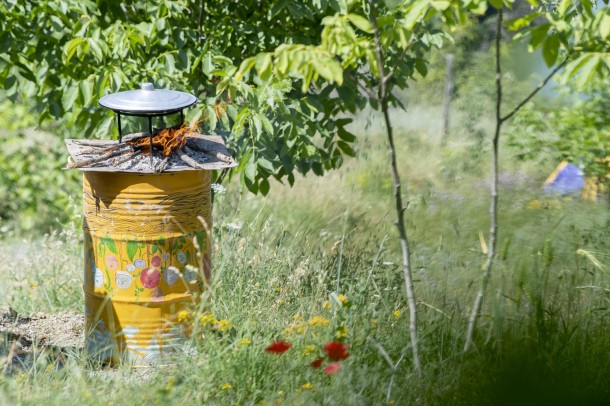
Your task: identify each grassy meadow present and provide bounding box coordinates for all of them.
[1,95,609,405]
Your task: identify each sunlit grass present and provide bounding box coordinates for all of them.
[1,118,609,404]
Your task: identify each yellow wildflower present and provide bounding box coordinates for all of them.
[338,294,347,304]
[323,300,332,310]
[393,309,401,319]
[309,315,330,328]
[336,325,349,339]
[215,319,233,332]
[166,376,176,390]
[177,310,191,323]
[526,199,542,210]
[238,338,251,346]
[293,314,304,321]
[197,312,217,326]
[302,344,316,357]
[302,383,314,390]
[221,383,232,391]
[284,321,305,335]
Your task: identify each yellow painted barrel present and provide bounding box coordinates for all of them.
[83,171,211,366]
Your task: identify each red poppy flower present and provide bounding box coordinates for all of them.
[310,357,324,368]
[324,341,350,361]
[323,362,341,375]
[265,341,291,354]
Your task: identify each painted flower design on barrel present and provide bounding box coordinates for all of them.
[140,268,160,289]
[126,264,136,273]
[93,268,104,288]
[164,266,180,286]
[105,254,119,270]
[184,265,198,284]
[177,251,187,265]
[115,271,133,290]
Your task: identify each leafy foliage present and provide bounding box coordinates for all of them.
[0,0,353,195]
[510,79,610,186]
[0,100,80,233]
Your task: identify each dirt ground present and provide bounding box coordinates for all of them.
[0,307,84,373]
[0,307,84,350]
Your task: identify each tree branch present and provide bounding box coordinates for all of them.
[501,55,570,122]
[464,8,504,353]
[383,35,417,85]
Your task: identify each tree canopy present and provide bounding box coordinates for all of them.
[1,0,609,195]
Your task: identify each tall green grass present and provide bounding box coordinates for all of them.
[1,121,608,404]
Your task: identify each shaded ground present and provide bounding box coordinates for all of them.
[0,308,83,373]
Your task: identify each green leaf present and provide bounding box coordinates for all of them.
[259,178,270,196]
[64,38,85,62]
[337,127,356,142]
[62,85,78,111]
[528,24,550,51]
[258,158,275,172]
[206,105,217,131]
[335,118,353,126]
[87,38,103,62]
[337,140,356,157]
[79,80,92,104]
[414,58,428,76]
[103,237,117,254]
[542,35,559,67]
[255,53,273,81]
[489,0,503,9]
[127,240,138,262]
[404,0,429,30]
[261,115,274,136]
[506,12,541,31]
[347,14,374,33]
[329,0,347,13]
[245,159,257,183]
[600,13,610,40]
[430,0,451,11]
[165,53,176,73]
[235,57,256,81]
[576,54,600,89]
[202,54,213,76]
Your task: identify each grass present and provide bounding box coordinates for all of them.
[1,105,609,405]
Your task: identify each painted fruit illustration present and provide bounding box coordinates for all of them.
[164,266,180,285]
[140,268,160,289]
[126,264,136,273]
[151,255,162,267]
[105,254,119,270]
[115,271,133,290]
[134,258,146,269]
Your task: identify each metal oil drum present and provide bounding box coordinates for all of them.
[82,170,211,366]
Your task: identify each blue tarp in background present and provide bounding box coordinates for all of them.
[543,161,585,195]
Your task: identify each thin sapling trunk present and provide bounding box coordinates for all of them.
[368,0,421,374]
